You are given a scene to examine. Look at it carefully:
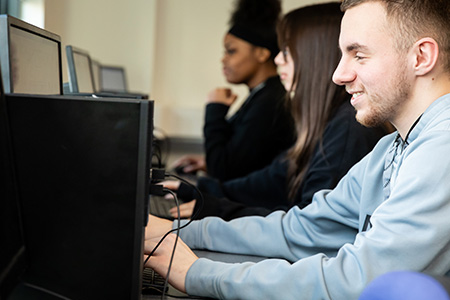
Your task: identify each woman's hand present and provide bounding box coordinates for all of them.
[161,180,181,191]
[207,88,238,106]
[170,200,197,219]
[171,155,206,173]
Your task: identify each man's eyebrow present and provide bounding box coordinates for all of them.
[344,43,369,52]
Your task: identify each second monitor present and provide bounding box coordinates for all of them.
[65,45,148,99]
[0,14,62,95]
[99,65,128,93]
[65,45,96,94]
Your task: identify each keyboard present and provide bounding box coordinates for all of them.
[142,267,168,295]
[149,195,176,219]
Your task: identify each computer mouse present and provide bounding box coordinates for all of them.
[174,165,197,176]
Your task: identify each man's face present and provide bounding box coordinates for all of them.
[332,2,412,128]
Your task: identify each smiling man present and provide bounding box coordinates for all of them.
[145,1,450,299]
[334,6,410,130]
[333,1,446,139]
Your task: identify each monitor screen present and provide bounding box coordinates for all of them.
[0,15,62,95]
[66,45,95,94]
[100,65,127,93]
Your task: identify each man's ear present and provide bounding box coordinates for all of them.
[255,47,272,63]
[412,37,439,76]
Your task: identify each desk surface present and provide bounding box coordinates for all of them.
[142,249,267,299]
[193,249,266,263]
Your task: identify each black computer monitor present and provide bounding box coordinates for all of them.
[4,93,154,299]
[0,67,27,299]
[0,14,62,95]
[66,45,96,94]
[100,65,128,93]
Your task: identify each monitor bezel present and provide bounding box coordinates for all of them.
[90,59,101,93]
[0,14,63,95]
[65,45,96,94]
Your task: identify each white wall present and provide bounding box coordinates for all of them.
[43,0,336,138]
[44,0,156,96]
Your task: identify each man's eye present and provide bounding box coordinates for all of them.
[355,54,366,61]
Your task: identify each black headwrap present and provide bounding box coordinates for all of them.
[228,0,281,58]
[228,24,279,57]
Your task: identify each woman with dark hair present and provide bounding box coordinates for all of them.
[166,2,390,220]
[171,0,295,182]
[278,3,352,202]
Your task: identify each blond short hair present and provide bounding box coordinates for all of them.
[341,0,450,73]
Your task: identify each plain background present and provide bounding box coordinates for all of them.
[43,0,336,138]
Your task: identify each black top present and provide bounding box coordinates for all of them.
[203,76,295,181]
[178,101,388,220]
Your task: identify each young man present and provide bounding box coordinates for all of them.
[145,0,450,299]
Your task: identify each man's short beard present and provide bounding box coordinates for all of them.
[356,107,390,128]
[356,61,410,128]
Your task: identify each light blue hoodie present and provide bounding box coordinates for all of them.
[177,93,450,299]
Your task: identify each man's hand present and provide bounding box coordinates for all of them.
[144,233,198,293]
[145,215,173,241]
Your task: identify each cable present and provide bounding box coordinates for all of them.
[160,188,180,300]
[153,127,171,168]
[145,168,205,298]
[165,172,204,222]
[151,144,162,168]
[144,182,201,262]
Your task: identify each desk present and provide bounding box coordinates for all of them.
[193,249,266,263]
[142,250,267,299]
